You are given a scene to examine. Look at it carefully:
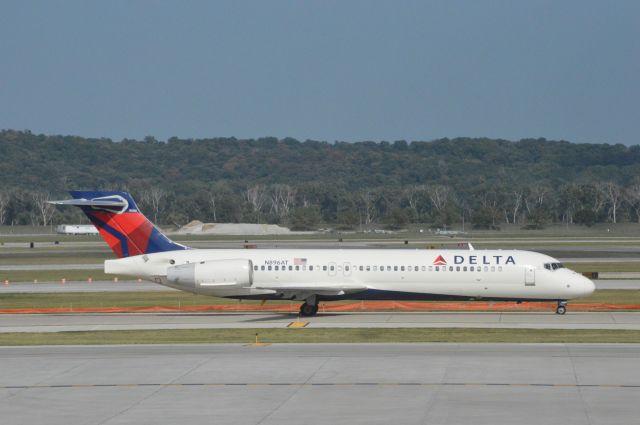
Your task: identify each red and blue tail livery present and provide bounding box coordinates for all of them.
[50,191,187,258]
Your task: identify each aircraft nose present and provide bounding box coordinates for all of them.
[581,276,596,296]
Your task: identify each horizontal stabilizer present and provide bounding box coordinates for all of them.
[48,198,127,207]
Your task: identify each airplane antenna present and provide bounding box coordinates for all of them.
[468,243,475,251]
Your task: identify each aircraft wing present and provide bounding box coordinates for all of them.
[255,283,368,297]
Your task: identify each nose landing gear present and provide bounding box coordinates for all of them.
[556,300,567,315]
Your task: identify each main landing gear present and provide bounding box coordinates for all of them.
[556,300,568,315]
[299,302,319,317]
[299,295,319,317]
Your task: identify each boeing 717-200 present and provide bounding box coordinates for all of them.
[50,191,595,316]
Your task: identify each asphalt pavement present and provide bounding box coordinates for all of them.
[0,343,638,425]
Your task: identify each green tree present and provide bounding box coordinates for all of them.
[290,206,321,231]
[574,209,597,227]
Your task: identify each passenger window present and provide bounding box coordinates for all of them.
[449,266,453,271]
[323,265,327,271]
[330,265,335,271]
[295,265,300,271]
[491,266,495,272]
[434,266,439,271]
[421,266,426,271]
[261,265,265,271]
[456,266,460,272]
[484,266,488,272]
[366,266,371,271]
[302,265,306,271]
[289,265,293,271]
[268,266,272,271]
[345,266,350,271]
[498,266,503,272]
[387,266,391,271]
[309,266,313,271]
[359,266,364,271]
[394,266,398,271]
[463,266,467,272]
[275,266,279,271]
[373,266,377,271]
[253,265,258,271]
[401,266,405,271]
[414,266,419,272]
[470,266,474,271]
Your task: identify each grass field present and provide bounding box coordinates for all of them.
[0,290,637,310]
[1,328,640,345]
[0,291,264,309]
[0,270,125,283]
[0,256,107,265]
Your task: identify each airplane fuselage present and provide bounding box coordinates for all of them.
[105,248,595,303]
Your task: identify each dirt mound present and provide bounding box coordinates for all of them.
[174,221,293,235]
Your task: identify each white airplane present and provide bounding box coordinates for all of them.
[50,191,595,316]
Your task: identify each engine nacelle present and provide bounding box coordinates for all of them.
[166,259,253,289]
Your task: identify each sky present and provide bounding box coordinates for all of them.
[0,1,638,144]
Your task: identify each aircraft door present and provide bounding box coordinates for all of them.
[524,266,535,286]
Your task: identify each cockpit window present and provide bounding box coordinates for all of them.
[544,262,565,271]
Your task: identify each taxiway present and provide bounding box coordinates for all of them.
[0,343,638,425]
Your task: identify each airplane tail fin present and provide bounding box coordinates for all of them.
[49,191,187,258]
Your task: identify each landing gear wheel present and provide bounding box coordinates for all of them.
[556,301,567,315]
[300,302,319,317]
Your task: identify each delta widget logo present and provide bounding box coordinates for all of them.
[433,255,447,266]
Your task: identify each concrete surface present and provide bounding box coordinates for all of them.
[0,343,638,425]
[3,312,640,332]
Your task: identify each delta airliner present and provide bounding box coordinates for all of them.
[51,191,595,316]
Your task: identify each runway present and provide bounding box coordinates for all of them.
[2,311,640,332]
[0,343,638,425]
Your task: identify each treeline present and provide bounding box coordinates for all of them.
[1,129,639,229]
